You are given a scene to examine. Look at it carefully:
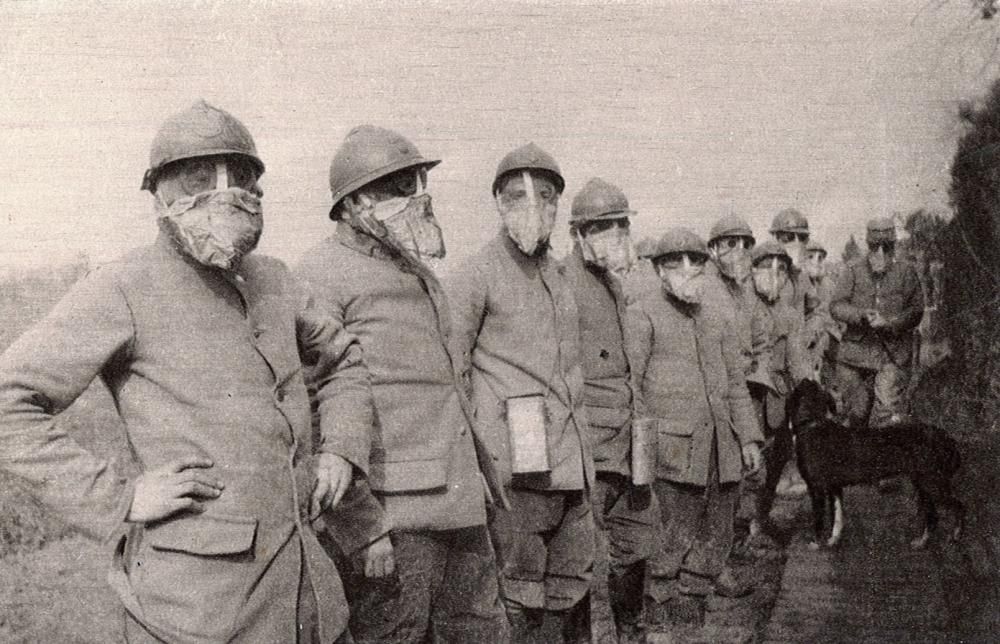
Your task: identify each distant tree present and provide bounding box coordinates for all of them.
[902,209,949,262]
[842,234,861,263]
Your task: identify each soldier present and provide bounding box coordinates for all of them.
[627,228,763,625]
[705,216,775,550]
[297,125,508,643]
[564,178,658,642]
[769,208,812,315]
[802,239,842,385]
[706,215,774,392]
[448,143,594,642]
[744,242,810,538]
[0,101,372,643]
[830,218,922,427]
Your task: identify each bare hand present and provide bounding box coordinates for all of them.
[127,457,223,523]
[311,452,353,520]
[362,534,395,578]
[742,443,763,474]
[868,311,888,328]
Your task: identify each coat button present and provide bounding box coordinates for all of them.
[275,389,286,403]
[252,329,262,339]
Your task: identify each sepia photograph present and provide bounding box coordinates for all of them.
[2,1,1000,642]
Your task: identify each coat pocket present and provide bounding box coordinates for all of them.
[147,513,258,555]
[134,513,260,641]
[371,459,448,493]
[655,418,694,480]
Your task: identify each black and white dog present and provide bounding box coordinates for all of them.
[787,379,965,549]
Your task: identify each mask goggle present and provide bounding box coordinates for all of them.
[366,167,428,201]
[655,251,707,273]
[578,218,629,239]
[711,236,755,253]
[775,231,809,244]
[366,171,428,221]
[496,171,558,210]
[165,157,259,196]
[754,256,790,276]
[867,241,894,254]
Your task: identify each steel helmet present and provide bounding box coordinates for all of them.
[708,214,755,246]
[569,177,635,226]
[769,208,810,235]
[865,217,896,244]
[328,125,441,212]
[649,228,709,262]
[492,143,565,196]
[141,100,264,192]
[806,239,828,257]
[634,236,658,260]
[750,240,791,267]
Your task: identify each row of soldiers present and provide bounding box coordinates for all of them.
[0,101,923,644]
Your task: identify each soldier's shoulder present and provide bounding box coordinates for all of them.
[85,243,168,289]
[294,234,349,277]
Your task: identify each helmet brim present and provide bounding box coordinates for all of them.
[141,150,266,192]
[330,157,441,212]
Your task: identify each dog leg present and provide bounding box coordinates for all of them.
[826,492,844,547]
[910,480,936,550]
[910,527,931,550]
[808,488,826,549]
[946,489,965,543]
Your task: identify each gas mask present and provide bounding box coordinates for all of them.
[775,232,808,269]
[496,171,558,256]
[155,160,263,271]
[711,238,752,282]
[804,251,826,280]
[576,221,634,276]
[656,254,706,305]
[350,174,446,262]
[752,257,789,303]
[867,243,893,275]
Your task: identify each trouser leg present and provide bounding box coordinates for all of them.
[835,361,874,428]
[491,488,557,612]
[593,474,657,637]
[871,360,909,426]
[756,406,792,525]
[648,479,704,602]
[431,526,509,644]
[679,456,738,596]
[329,530,425,644]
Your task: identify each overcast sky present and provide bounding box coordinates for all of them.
[3,0,1000,270]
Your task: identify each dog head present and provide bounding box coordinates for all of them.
[787,378,836,433]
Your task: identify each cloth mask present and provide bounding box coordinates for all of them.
[577,224,634,275]
[657,255,705,304]
[804,254,825,280]
[350,175,446,262]
[713,244,751,282]
[782,240,805,269]
[868,247,891,275]
[752,258,787,303]
[497,171,557,256]
[156,162,262,271]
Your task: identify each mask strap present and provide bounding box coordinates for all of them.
[215,161,229,191]
[523,171,536,208]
